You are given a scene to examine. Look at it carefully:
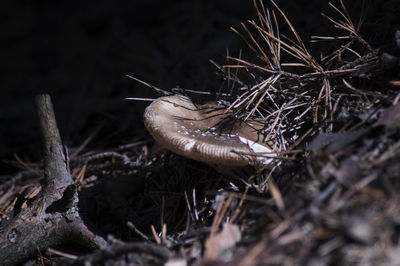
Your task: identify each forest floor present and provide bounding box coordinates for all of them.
[1,0,400,265]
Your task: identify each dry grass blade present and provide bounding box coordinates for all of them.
[320,1,369,47]
[244,75,280,120]
[248,21,321,72]
[268,177,285,211]
[242,22,272,67]
[253,0,281,67]
[268,0,323,72]
[230,26,272,68]
[126,75,171,95]
[228,0,326,84]
[210,194,234,237]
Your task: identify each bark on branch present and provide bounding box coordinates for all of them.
[0,94,106,265]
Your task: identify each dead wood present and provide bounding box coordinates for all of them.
[59,238,172,265]
[0,95,106,265]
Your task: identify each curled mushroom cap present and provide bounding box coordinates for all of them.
[144,95,276,166]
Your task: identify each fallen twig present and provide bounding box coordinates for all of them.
[0,95,107,265]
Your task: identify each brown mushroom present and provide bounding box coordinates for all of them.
[144,95,276,166]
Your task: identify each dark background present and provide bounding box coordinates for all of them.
[1,0,398,174]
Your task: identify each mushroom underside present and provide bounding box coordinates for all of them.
[144,95,275,166]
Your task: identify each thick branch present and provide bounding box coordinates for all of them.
[0,94,106,265]
[35,94,72,199]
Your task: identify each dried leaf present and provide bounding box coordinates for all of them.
[204,223,242,261]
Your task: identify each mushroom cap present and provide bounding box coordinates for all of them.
[144,95,276,166]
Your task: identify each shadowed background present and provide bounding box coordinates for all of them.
[1,0,398,174]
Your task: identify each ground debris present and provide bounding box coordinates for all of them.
[1,1,400,265]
